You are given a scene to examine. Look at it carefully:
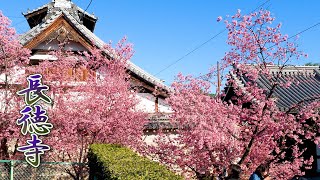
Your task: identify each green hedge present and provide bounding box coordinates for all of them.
[88,144,183,180]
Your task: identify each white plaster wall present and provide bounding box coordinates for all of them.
[158,97,172,113]
[0,89,23,113]
[0,90,5,112]
[34,40,87,51]
[34,40,59,51]
[143,133,179,146]
[136,93,172,113]
[0,66,25,84]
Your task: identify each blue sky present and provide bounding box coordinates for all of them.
[1,0,320,86]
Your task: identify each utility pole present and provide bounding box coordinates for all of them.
[216,61,221,96]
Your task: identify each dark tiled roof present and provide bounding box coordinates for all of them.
[76,4,97,20]
[231,65,320,111]
[144,113,175,130]
[144,113,196,130]
[19,10,62,45]
[18,2,171,92]
[144,121,178,130]
[22,1,97,20]
[22,3,50,16]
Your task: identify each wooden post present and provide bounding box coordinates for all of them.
[217,61,221,96]
[155,96,159,113]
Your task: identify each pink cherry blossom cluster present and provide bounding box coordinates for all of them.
[145,9,320,179]
[0,11,31,159]
[0,11,147,178]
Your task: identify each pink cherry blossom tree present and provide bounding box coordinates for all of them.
[24,39,147,179]
[0,12,147,179]
[0,11,30,159]
[146,9,320,179]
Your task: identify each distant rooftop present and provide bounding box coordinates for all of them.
[229,65,320,111]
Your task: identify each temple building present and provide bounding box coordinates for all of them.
[18,0,172,126]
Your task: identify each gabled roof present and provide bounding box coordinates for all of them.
[22,3,49,17]
[229,65,320,111]
[19,3,171,93]
[23,1,97,20]
[22,0,97,31]
[19,11,62,46]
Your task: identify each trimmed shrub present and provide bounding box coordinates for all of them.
[88,144,183,180]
